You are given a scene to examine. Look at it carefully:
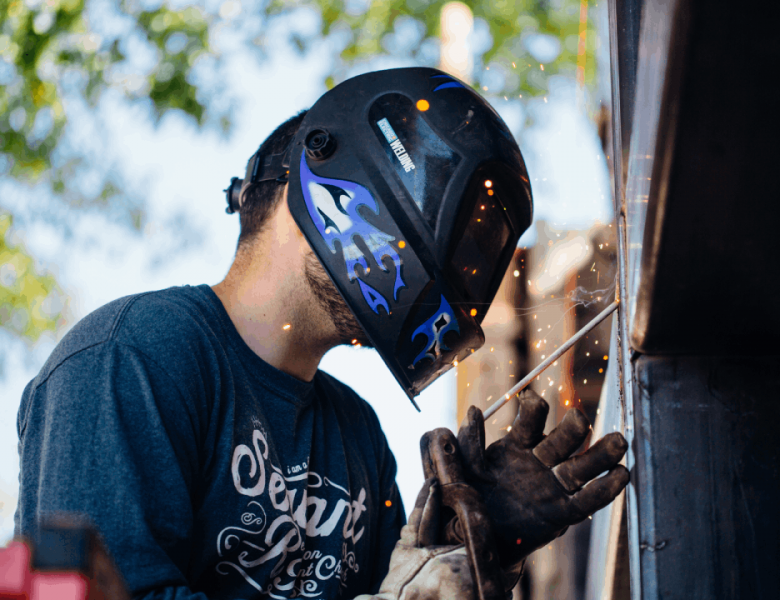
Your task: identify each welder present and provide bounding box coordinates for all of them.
[14,68,628,599]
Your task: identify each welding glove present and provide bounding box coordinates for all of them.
[354,478,484,600]
[453,389,629,582]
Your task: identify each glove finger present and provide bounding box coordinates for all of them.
[457,405,487,479]
[417,478,441,547]
[533,408,590,467]
[420,431,437,481]
[507,389,549,448]
[569,465,630,522]
[553,432,628,492]
[404,478,440,547]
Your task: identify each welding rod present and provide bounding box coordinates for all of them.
[482,300,619,420]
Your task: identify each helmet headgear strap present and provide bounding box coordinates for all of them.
[224,145,292,214]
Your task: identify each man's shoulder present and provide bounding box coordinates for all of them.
[36,285,218,386]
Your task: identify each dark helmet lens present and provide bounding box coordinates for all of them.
[447,164,516,311]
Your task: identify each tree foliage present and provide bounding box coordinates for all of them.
[1,0,217,342]
[267,0,599,97]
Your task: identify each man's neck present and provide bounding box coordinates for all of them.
[212,243,331,383]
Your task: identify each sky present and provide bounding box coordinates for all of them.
[0,4,612,541]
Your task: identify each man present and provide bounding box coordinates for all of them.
[15,68,628,599]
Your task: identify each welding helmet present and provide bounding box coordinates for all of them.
[226,67,532,406]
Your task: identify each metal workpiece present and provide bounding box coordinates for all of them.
[630,356,780,599]
[625,0,780,354]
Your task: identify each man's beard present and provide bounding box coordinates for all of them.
[304,250,372,348]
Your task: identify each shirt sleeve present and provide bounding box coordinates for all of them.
[15,340,212,598]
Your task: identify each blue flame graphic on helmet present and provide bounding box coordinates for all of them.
[300,154,406,314]
[431,74,465,92]
[410,295,461,368]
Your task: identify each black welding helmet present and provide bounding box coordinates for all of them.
[227,67,533,406]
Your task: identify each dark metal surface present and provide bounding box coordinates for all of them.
[631,355,780,598]
[613,0,644,157]
[626,0,780,353]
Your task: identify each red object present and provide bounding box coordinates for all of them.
[0,543,30,598]
[31,573,88,600]
[0,542,88,600]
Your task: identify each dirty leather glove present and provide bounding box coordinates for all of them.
[354,478,482,600]
[455,389,629,580]
[420,428,505,600]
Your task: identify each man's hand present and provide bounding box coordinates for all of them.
[355,479,483,600]
[455,389,629,580]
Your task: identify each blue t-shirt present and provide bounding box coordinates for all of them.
[15,285,405,600]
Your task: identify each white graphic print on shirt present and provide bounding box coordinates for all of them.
[216,427,367,598]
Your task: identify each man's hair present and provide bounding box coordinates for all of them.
[237,110,308,250]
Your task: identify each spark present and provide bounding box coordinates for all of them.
[385,500,393,507]
[513,270,520,277]
[283,323,291,330]
[512,62,516,68]
[540,64,544,71]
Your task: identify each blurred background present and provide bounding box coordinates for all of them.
[0,0,619,597]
